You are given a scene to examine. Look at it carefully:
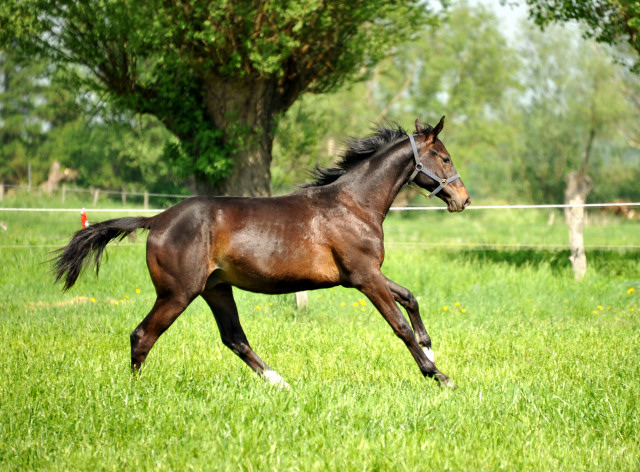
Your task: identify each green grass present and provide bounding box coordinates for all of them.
[1,197,639,471]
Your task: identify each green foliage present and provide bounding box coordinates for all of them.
[0,0,441,193]
[524,0,640,69]
[0,53,63,184]
[514,22,634,203]
[0,48,189,193]
[161,123,234,186]
[274,3,524,197]
[273,3,640,203]
[3,1,640,201]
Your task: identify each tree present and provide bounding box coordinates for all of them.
[0,52,78,185]
[1,0,438,196]
[273,3,523,200]
[512,23,631,203]
[0,48,185,194]
[522,0,640,68]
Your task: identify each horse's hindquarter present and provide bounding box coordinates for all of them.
[208,196,344,294]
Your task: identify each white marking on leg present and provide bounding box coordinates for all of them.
[263,369,290,390]
[423,347,435,364]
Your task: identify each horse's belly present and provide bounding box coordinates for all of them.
[213,243,341,294]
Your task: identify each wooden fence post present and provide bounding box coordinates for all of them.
[121,187,127,205]
[93,189,100,206]
[61,184,66,203]
[295,291,309,309]
[143,191,149,209]
[564,171,593,280]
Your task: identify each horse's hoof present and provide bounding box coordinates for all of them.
[442,378,458,390]
[436,375,457,390]
[263,369,291,390]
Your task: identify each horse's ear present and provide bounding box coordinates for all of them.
[415,119,426,133]
[429,115,445,142]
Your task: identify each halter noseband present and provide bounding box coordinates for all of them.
[407,133,460,199]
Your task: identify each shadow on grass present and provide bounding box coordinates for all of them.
[454,248,640,277]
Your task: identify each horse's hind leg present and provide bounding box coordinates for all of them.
[386,278,435,364]
[130,294,194,372]
[201,283,290,389]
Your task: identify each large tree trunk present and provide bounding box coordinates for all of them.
[190,139,272,197]
[199,77,284,197]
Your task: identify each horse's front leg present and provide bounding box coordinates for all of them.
[386,278,436,365]
[354,273,454,388]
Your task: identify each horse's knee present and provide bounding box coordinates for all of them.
[406,294,419,313]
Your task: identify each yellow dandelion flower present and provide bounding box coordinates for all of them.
[120,299,125,303]
[597,305,603,310]
[341,302,346,307]
[114,301,119,306]
[135,288,141,294]
[256,305,262,310]
[454,302,460,307]
[268,302,274,306]
[592,310,599,314]
[628,287,635,294]
[443,306,449,311]
[359,299,367,306]
[461,308,467,314]
[631,307,636,312]
[125,295,130,299]
[318,295,322,298]
[361,308,365,312]
[353,302,359,307]
[91,298,96,303]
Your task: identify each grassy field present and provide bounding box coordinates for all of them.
[1,194,639,471]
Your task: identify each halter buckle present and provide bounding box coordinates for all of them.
[441,179,448,186]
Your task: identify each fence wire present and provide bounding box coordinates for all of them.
[1,201,639,251]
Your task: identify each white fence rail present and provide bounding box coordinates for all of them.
[1,202,639,213]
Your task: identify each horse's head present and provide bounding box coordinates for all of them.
[408,116,470,213]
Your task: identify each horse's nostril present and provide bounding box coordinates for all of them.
[464,197,471,208]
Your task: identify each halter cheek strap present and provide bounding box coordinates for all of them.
[407,134,460,199]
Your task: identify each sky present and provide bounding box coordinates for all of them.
[471,0,528,39]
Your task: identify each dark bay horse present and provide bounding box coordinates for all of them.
[53,117,470,389]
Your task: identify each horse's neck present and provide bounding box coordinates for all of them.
[338,141,412,222]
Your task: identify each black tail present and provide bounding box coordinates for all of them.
[52,216,152,291]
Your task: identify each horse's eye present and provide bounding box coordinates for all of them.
[442,156,451,164]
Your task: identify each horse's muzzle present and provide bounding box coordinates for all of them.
[447,196,471,213]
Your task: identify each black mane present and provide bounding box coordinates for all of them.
[303,122,418,188]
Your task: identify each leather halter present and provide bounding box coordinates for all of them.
[407,133,460,199]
